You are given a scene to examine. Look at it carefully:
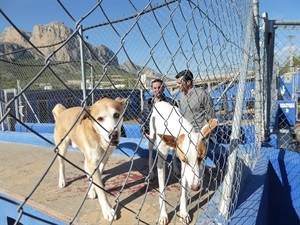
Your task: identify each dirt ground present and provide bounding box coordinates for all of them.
[0,142,219,225]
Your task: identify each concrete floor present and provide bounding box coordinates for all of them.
[0,142,219,225]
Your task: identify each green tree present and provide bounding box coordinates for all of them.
[279,55,300,75]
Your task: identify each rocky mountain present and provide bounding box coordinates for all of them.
[0,42,35,61]
[0,21,118,66]
[120,60,159,77]
[0,28,31,48]
[0,21,168,82]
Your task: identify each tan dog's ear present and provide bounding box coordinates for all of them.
[200,118,218,139]
[78,107,91,124]
[115,97,131,106]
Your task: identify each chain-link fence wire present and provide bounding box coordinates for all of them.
[272,24,300,152]
[0,0,262,224]
[260,20,300,224]
[260,15,300,153]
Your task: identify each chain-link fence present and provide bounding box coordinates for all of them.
[0,0,299,224]
[260,15,300,153]
[274,24,300,151]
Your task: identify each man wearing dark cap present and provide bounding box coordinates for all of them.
[175,69,215,132]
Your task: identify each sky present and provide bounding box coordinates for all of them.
[0,1,153,32]
[260,0,300,21]
[0,0,299,75]
[1,0,299,33]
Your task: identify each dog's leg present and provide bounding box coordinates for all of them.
[84,160,97,199]
[199,159,205,192]
[85,153,110,199]
[179,163,191,224]
[148,137,155,180]
[171,150,180,176]
[157,144,169,225]
[56,138,69,188]
[95,155,110,194]
[86,155,116,221]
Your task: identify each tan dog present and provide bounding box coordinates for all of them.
[52,97,127,222]
[148,101,217,225]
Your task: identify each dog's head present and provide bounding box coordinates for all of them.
[84,97,128,146]
[159,118,218,191]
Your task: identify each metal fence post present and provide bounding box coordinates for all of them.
[90,64,95,104]
[78,25,87,105]
[262,13,276,139]
[253,0,263,147]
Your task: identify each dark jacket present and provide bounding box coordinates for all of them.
[141,94,177,135]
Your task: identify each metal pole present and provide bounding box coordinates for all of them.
[91,64,95,104]
[218,4,254,220]
[261,13,276,140]
[14,85,19,121]
[3,90,9,130]
[78,25,87,105]
[0,97,4,130]
[296,68,299,118]
[260,13,267,139]
[17,81,40,123]
[17,81,24,123]
[253,0,263,146]
[269,25,279,137]
[296,68,299,102]
[274,20,300,26]
[263,13,270,140]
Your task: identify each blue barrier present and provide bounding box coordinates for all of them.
[0,131,54,147]
[13,123,256,144]
[123,124,141,138]
[14,123,142,139]
[6,122,257,169]
[197,147,300,224]
[0,194,66,225]
[230,148,300,225]
[271,100,297,129]
[15,123,55,133]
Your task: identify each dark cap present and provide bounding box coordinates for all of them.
[175,70,193,81]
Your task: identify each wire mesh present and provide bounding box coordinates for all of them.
[271,24,300,152]
[2,0,292,224]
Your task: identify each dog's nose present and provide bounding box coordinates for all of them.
[109,130,119,146]
[191,184,200,191]
[109,130,119,139]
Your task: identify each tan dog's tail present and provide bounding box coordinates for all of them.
[52,104,66,121]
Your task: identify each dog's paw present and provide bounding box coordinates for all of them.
[58,179,66,188]
[87,188,97,199]
[149,171,155,180]
[173,166,180,176]
[179,211,191,225]
[102,205,116,221]
[159,213,168,225]
[145,171,155,181]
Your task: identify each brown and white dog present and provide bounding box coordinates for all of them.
[52,97,127,222]
[148,101,217,225]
